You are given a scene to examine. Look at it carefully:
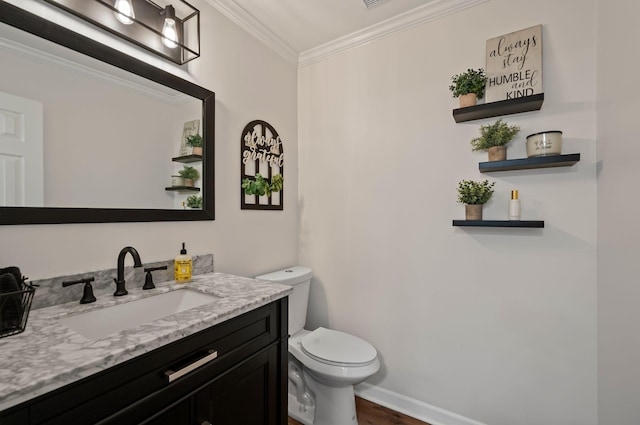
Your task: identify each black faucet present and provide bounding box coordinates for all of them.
[113,246,142,296]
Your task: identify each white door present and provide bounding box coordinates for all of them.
[0,91,43,206]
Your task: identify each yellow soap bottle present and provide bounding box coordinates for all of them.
[174,242,192,283]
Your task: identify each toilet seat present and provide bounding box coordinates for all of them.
[301,327,377,366]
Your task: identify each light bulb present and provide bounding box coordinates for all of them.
[114,0,135,25]
[162,18,178,48]
[161,6,178,49]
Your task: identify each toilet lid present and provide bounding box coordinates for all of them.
[301,327,377,365]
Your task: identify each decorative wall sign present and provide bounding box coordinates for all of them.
[180,119,200,156]
[485,25,542,103]
[240,120,284,210]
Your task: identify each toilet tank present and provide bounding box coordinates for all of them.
[255,266,312,335]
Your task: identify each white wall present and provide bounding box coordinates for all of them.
[298,1,597,424]
[596,1,640,424]
[0,0,299,279]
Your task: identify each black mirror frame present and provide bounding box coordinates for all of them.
[0,2,214,225]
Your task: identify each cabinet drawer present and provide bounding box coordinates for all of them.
[29,300,284,425]
[108,343,282,425]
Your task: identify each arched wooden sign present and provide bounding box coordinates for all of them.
[240,120,284,210]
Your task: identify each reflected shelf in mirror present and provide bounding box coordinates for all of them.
[172,154,203,163]
[165,187,201,193]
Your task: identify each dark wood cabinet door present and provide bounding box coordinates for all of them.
[196,345,279,425]
[142,399,192,425]
[0,408,28,425]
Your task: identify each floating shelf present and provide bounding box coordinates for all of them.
[453,220,544,228]
[479,153,580,172]
[165,186,200,193]
[453,93,544,123]
[172,154,202,163]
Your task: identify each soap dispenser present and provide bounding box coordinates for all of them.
[174,242,192,283]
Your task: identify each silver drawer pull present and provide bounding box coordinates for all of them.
[165,350,218,383]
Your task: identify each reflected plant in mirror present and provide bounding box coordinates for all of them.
[186,134,203,156]
[185,195,202,209]
[178,166,200,187]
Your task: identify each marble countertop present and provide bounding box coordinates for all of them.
[0,272,291,412]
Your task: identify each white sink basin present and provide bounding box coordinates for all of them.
[60,289,220,340]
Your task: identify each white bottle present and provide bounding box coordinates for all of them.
[509,190,521,220]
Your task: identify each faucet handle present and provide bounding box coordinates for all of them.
[143,265,168,290]
[62,277,97,304]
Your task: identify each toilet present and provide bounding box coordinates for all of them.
[256,266,380,425]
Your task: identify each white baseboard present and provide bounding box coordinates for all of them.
[355,383,488,425]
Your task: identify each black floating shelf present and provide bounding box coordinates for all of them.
[453,220,544,228]
[453,93,544,123]
[165,186,200,193]
[172,154,202,163]
[479,153,580,172]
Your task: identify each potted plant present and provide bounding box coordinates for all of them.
[241,173,283,196]
[457,179,496,220]
[186,134,203,156]
[449,68,487,108]
[470,119,520,161]
[185,195,202,209]
[178,165,200,187]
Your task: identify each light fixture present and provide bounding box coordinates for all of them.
[114,0,135,25]
[42,0,200,65]
[161,5,178,49]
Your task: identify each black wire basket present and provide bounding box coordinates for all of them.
[0,281,36,338]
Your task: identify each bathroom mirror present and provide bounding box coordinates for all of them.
[0,2,214,224]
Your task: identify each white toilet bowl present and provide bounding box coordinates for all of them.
[255,266,380,425]
[288,328,380,425]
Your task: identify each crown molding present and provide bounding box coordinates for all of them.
[204,0,489,68]
[204,0,299,66]
[299,0,490,67]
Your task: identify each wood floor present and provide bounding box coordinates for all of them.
[287,396,431,425]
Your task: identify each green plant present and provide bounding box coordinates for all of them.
[241,173,284,196]
[457,179,496,205]
[449,68,487,98]
[178,165,200,181]
[269,174,283,193]
[186,134,203,147]
[185,195,202,209]
[470,119,520,151]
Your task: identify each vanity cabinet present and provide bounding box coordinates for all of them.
[0,298,288,425]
